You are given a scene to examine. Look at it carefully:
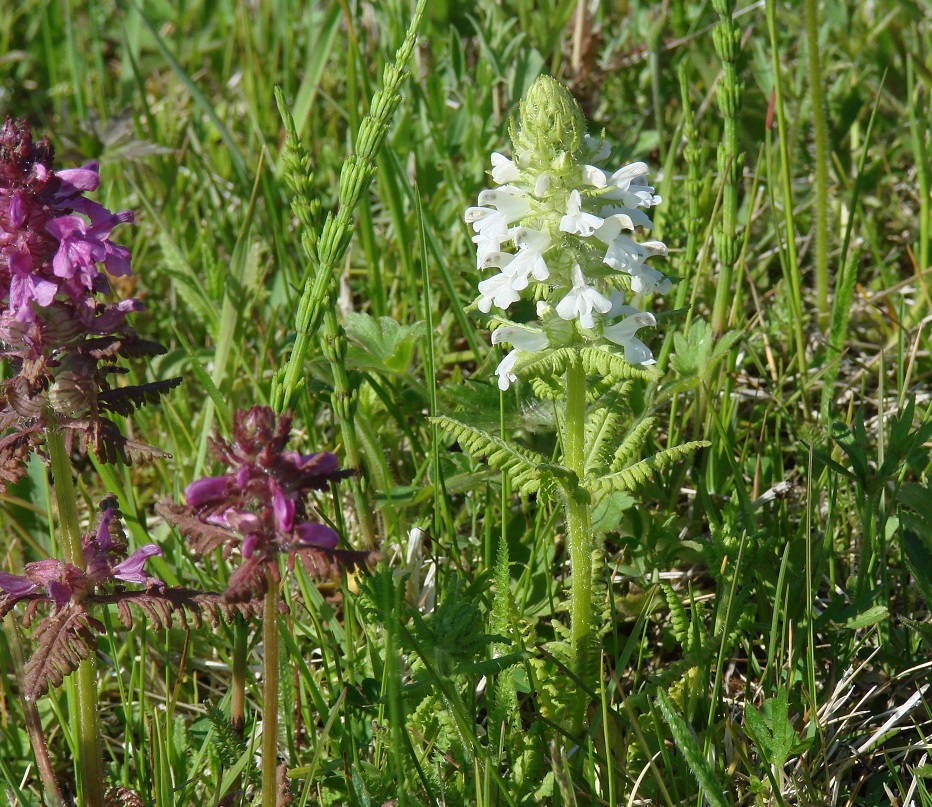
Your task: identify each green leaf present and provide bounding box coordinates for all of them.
[904,530,932,610]
[655,689,728,807]
[345,313,423,374]
[589,440,709,498]
[434,416,549,495]
[591,491,636,533]
[842,604,888,630]
[744,688,796,769]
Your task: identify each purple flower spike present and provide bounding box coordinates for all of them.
[157,407,367,602]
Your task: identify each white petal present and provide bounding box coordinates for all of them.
[477,189,530,221]
[495,350,520,390]
[535,174,552,197]
[491,326,549,352]
[582,164,608,187]
[584,134,611,162]
[490,152,521,184]
[629,265,672,295]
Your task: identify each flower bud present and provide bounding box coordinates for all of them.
[512,76,586,168]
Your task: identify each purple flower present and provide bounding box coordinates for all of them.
[0,570,38,598]
[0,119,134,323]
[160,407,361,601]
[112,545,163,587]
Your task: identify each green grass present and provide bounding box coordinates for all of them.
[3,0,932,804]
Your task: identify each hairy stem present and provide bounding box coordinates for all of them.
[47,426,104,807]
[564,356,593,735]
[261,575,280,807]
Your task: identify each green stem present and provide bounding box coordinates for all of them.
[47,426,104,807]
[231,618,248,734]
[710,0,743,337]
[261,575,280,807]
[564,356,593,735]
[322,306,377,548]
[804,0,830,328]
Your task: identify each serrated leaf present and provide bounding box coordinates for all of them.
[579,347,662,383]
[591,490,636,533]
[609,416,657,474]
[744,689,796,769]
[345,313,422,374]
[589,440,709,498]
[434,416,548,495]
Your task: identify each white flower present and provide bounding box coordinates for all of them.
[582,164,608,187]
[477,272,523,313]
[493,350,521,390]
[491,152,521,184]
[602,298,656,364]
[603,236,670,294]
[464,188,530,239]
[629,265,672,295]
[596,207,654,237]
[555,264,612,329]
[583,133,611,162]
[490,326,549,390]
[559,190,604,237]
[603,162,661,208]
[472,231,507,267]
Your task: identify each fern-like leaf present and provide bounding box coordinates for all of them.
[661,582,691,648]
[589,440,709,498]
[610,416,658,473]
[434,416,549,495]
[584,395,627,476]
[98,377,183,416]
[579,347,663,383]
[23,605,103,700]
[512,347,575,382]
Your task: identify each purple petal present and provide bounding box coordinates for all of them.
[0,571,37,597]
[46,214,87,242]
[95,504,118,552]
[103,242,131,276]
[288,451,339,476]
[241,533,260,558]
[55,164,100,193]
[294,522,339,550]
[185,475,229,507]
[46,580,73,608]
[9,190,26,227]
[272,487,294,533]
[113,545,162,585]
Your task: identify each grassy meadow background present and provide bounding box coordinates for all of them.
[2,0,932,804]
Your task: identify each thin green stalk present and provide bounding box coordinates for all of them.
[47,426,104,807]
[4,615,65,807]
[710,0,744,337]
[804,0,830,328]
[321,306,377,547]
[565,355,593,735]
[766,0,810,400]
[270,0,427,414]
[231,618,248,734]
[262,576,281,807]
